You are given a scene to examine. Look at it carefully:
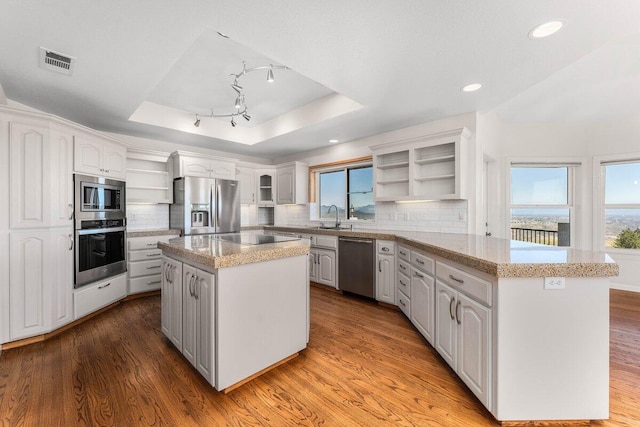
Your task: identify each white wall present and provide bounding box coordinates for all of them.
[0,81,7,105]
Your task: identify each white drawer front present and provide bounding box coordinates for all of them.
[398,259,411,277]
[128,235,174,251]
[377,240,395,255]
[436,261,492,307]
[128,259,164,277]
[74,274,126,319]
[397,274,410,297]
[128,248,163,262]
[411,251,434,275]
[397,246,411,262]
[397,290,411,317]
[129,274,162,294]
[314,235,338,249]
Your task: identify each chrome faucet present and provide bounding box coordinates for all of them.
[327,205,341,228]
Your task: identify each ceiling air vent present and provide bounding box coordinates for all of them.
[39,47,76,75]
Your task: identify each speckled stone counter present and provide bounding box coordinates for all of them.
[128,229,181,238]
[158,233,310,270]
[266,226,618,278]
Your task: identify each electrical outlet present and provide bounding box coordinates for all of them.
[544,277,566,290]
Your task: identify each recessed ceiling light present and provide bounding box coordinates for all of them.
[329,139,339,144]
[528,20,565,39]
[461,83,482,92]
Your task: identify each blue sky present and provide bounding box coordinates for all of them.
[319,167,373,209]
[605,163,640,204]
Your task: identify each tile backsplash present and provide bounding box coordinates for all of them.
[127,204,169,230]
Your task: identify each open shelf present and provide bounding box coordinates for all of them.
[414,174,455,182]
[414,154,455,165]
[377,161,410,170]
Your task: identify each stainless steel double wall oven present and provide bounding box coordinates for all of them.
[74,174,127,288]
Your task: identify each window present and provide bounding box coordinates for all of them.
[509,165,574,246]
[602,160,640,249]
[318,165,374,221]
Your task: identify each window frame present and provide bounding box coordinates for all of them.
[506,158,581,248]
[314,160,374,223]
[594,154,640,252]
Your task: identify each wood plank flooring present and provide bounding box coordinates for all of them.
[1,287,639,426]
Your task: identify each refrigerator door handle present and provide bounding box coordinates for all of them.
[216,184,222,231]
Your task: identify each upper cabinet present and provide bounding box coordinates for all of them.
[256,169,276,204]
[370,127,471,202]
[74,134,127,179]
[276,162,308,205]
[236,166,256,204]
[171,151,237,180]
[126,149,173,204]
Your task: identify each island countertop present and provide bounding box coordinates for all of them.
[158,233,310,270]
[265,226,618,278]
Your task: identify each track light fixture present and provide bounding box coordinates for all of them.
[191,60,289,127]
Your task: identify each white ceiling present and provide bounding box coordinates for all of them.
[1,0,639,160]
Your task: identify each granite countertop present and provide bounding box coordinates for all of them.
[128,229,181,238]
[158,233,310,269]
[266,226,619,278]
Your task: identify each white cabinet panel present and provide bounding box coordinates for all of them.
[276,166,294,204]
[276,162,308,205]
[9,120,50,229]
[50,127,74,227]
[73,273,126,319]
[435,280,457,369]
[74,134,126,179]
[161,257,182,349]
[182,264,197,366]
[376,253,395,304]
[102,141,127,178]
[51,228,74,329]
[315,248,336,288]
[9,230,52,339]
[236,166,256,204]
[410,268,435,345]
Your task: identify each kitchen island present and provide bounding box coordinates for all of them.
[267,225,618,422]
[158,233,310,392]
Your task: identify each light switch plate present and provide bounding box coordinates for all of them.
[544,277,566,290]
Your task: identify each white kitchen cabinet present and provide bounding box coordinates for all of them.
[50,126,74,227]
[370,127,471,201]
[411,266,435,345]
[73,273,127,319]
[74,134,127,179]
[236,166,256,204]
[315,248,336,288]
[376,240,395,304]
[309,251,318,282]
[435,261,492,409]
[9,230,52,340]
[171,151,237,179]
[126,149,173,204]
[127,235,174,294]
[161,256,183,349]
[182,264,215,385]
[51,228,74,329]
[9,119,51,229]
[256,170,276,204]
[276,161,308,205]
[308,234,337,289]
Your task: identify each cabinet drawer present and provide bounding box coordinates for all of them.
[411,251,434,275]
[397,290,411,317]
[128,259,163,277]
[436,261,492,307]
[314,235,338,249]
[128,235,174,251]
[397,274,410,297]
[129,274,162,294]
[74,274,126,319]
[398,259,411,276]
[128,248,163,262]
[377,240,395,255]
[397,246,411,262]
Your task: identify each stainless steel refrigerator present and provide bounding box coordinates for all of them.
[170,177,241,235]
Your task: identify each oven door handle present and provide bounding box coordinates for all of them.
[77,226,126,236]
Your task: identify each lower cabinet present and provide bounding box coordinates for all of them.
[161,256,183,349]
[410,266,435,345]
[435,268,492,408]
[310,247,336,289]
[73,273,127,319]
[127,235,174,294]
[376,240,395,304]
[51,228,74,329]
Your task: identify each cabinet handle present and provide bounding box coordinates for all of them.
[146,265,161,269]
[98,282,111,289]
[147,280,161,285]
[100,168,104,172]
[416,259,425,265]
[170,265,176,283]
[147,253,161,257]
[414,271,424,278]
[399,250,407,256]
[164,264,170,282]
[378,260,382,272]
[105,169,110,173]
[399,264,406,271]
[399,299,406,307]
[381,247,389,252]
[194,278,200,300]
[68,234,74,251]
[68,204,74,220]
[146,243,156,247]
[252,193,255,203]
[449,297,455,320]
[399,279,406,288]
[449,274,464,284]
[455,300,461,325]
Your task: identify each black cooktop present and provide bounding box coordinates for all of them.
[214,234,300,245]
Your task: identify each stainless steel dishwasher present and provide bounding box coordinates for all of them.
[338,237,375,298]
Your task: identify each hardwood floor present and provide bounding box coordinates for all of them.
[1,287,639,426]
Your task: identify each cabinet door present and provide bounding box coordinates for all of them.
[410,268,435,345]
[316,249,336,288]
[181,157,211,178]
[161,258,183,348]
[160,259,172,339]
[50,128,74,227]
[257,172,275,203]
[237,167,255,204]
[276,167,294,204]
[74,135,103,176]
[9,230,52,339]
[182,264,197,367]
[195,269,215,383]
[435,280,457,370]
[309,250,317,282]
[457,292,491,408]
[376,253,395,304]
[102,141,126,179]
[51,229,74,329]
[9,120,51,229]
